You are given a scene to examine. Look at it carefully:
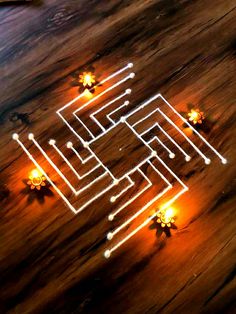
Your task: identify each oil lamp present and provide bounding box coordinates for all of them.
[79,72,96,88]
[79,72,96,97]
[187,108,205,125]
[27,169,46,190]
[157,207,175,228]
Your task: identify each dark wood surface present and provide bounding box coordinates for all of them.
[0,1,236,313]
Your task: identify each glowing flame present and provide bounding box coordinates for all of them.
[27,169,46,190]
[187,109,204,125]
[79,72,96,87]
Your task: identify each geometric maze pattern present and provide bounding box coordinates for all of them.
[12,62,227,258]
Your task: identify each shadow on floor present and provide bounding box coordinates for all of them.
[21,179,54,205]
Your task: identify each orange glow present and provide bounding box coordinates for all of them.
[187,108,204,125]
[157,207,175,227]
[83,88,94,99]
[27,169,46,190]
[183,127,193,137]
[79,72,96,87]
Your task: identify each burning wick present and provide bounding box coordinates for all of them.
[187,109,205,125]
[157,207,175,228]
[27,169,46,190]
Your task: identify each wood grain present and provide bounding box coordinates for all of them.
[0,1,31,2]
[0,1,236,313]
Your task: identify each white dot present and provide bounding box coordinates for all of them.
[83,141,89,148]
[185,156,191,162]
[151,151,157,157]
[126,88,132,94]
[205,158,211,165]
[169,153,175,159]
[129,72,135,79]
[66,142,73,148]
[128,62,133,68]
[28,133,34,140]
[110,196,116,203]
[124,100,129,106]
[107,232,113,240]
[49,139,56,145]
[108,214,114,221]
[113,179,119,185]
[104,250,111,259]
[221,158,227,164]
[12,133,19,140]
[120,117,126,123]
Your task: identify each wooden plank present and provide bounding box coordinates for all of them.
[0,0,235,313]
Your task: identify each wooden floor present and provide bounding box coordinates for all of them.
[0,1,236,313]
